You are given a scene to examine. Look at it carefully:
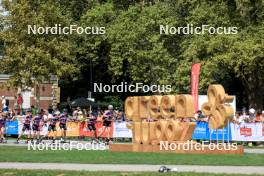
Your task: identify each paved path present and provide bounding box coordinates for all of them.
[0,140,109,149]
[1,142,264,154]
[0,162,263,174]
[244,148,264,154]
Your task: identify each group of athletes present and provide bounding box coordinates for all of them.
[0,105,115,144]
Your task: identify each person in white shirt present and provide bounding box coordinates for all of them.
[1,96,6,111]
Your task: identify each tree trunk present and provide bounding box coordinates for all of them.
[35,84,40,109]
[247,72,264,110]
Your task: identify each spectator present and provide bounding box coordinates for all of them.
[31,105,37,116]
[76,107,84,121]
[248,108,256,122]
[13,96,18,113]
[83,109,88,117]
[47,108,53,120]
[5,98,9,111]
[48,106,53,114]
[115,112,123,122]
[121,111,126,121]
[97,108,103,116]
[240,111,249,123]
[77,110,84,121]
[1,96,9,112]
[255,111,263,122]
[66,97,72,114]
[8,109,15,119]
[72,108,78,120]
[233,111,243,124]
[17,93,23,114]
[1,96,6,112]
[43,109,49,122]
[195,110,208,122]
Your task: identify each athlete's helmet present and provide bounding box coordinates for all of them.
[63,109,68,115]
[26,109,32,112]
[43,115,48,121]
[108,105,113,110]
[54,111,60,115]
[249,108,255,114]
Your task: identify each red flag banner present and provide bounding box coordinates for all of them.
[191,63,201,112]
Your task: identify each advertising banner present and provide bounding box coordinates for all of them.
[18,121,80,137]
[231,123,264,141]
[10,120,264,141]
[5,120,19,135]
[192,121,209,140]
[40,124,48,136]
[47,122,80,137]
[18,121,49,136]
[192,122,232,141]
[113,121,132,138]
[80,121,114,138]
[65,122,80,137]
[209,123,232,141]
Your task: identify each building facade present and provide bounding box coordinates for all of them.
[0,74,60,110]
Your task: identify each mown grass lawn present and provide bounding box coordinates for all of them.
[0,146,263,166]
[0,169,263,176]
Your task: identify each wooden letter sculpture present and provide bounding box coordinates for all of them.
[201,85,234,129]
[123,84,234,152]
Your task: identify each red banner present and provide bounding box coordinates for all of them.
[191,63,201,112]
[240,128,252,136]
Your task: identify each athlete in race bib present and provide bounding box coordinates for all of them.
[0,112,7,143]
[16,110,32,144]
[99,105,115,144]
[87,112,98,143]
[59,109,68,142]
[48,111,60,143]
[103,110,113,127]
[32,110,44,143]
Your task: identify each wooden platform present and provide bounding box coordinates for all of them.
[109,143,244,154]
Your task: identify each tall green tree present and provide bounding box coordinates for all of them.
[78,0,264,108]
[107,3,176,87]
[174,0,264,109]
[1,0,263,109]
[0,0,78,106]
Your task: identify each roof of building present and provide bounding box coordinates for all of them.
[0,74,58,82]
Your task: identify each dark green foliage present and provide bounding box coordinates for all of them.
[0,0,263,108]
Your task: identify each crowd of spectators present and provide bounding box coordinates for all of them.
[69,107,126,123]
[1,94,263,124]
[0,93,263,146]
[195,108,264,123]
[0,94,125,123]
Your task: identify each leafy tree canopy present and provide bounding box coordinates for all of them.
[0,0,263,109]
[0,0,78,88]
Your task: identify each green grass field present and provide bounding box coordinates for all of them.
[0,169,263,176]
[0,146,263,166]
